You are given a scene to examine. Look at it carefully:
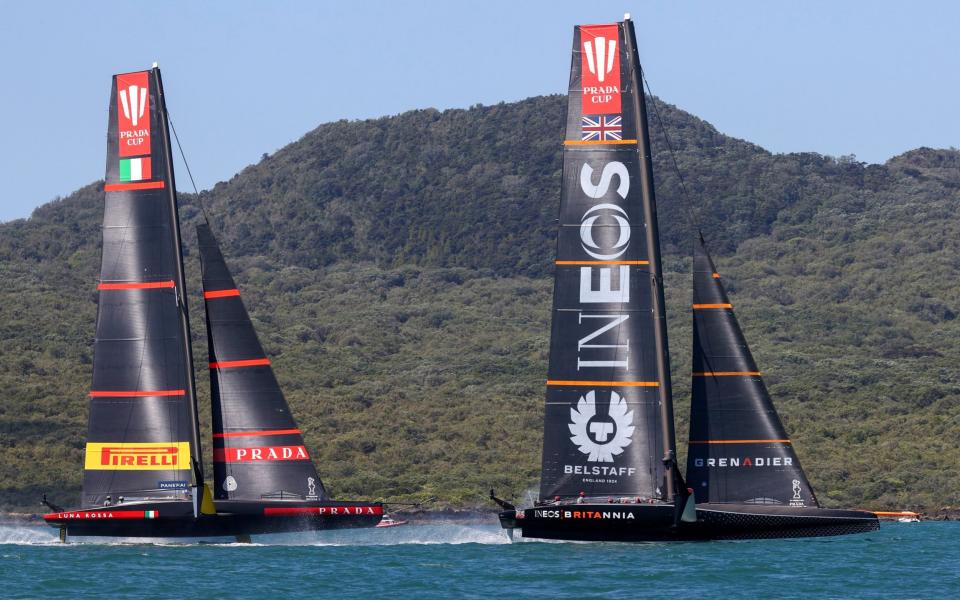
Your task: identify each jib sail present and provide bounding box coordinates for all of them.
[197,223,327,501]
[539,19,677,501]
[686,234,818,507]
[83,68,203,507]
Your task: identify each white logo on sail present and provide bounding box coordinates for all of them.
[223,476,237,492]
[569,390,634,462]
[580,203,631,260]
[119,84,147,127]
[792,479,802,500]
[307,477,317,498]
[583,36,617,82]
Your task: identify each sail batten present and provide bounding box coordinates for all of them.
[686,236,818,507]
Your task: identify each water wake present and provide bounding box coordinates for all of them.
[0,523,512,547]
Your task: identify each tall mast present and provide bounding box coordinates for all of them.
[623,16,678,500]
[154,66,204,487]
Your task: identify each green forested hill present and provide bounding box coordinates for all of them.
[1,95,958,513]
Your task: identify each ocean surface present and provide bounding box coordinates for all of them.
[0,521,956,598]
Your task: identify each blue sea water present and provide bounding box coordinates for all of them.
[0,521,956,599]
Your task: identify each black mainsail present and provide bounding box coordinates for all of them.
[538,19,677,502]
[197,223,327,502]
[82,68,202,508]
[686,234,817,507]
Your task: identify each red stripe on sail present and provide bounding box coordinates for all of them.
[104,181,166,192]
[203,289,240,299]
[213,429,301,439]
[89,389,185,397]
[209,358,271,369]
[98,281,175,290]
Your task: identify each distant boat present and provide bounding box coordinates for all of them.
[376,516,409,528]
[42,67,382,541]
[491,16,879,541]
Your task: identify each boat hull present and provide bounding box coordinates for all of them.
[499,502,879,542]
[44,499,383,539]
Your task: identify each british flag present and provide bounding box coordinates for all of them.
[581,114,623,141]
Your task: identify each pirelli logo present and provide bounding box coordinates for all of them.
[84,442,191,471]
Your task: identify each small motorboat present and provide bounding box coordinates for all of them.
[376,516,408,528]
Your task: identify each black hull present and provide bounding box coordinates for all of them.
[499,502,879,542]
[45,499,383,539]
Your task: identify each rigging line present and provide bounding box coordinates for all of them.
[640,72,703,237]
[168,113,212,226]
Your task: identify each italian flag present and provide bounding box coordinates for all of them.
[119,157,152,182]
[144,510,158,519]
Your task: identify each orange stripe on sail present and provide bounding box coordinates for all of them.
[209,358,271,369]
[692,303,732,309]
[563,139,637,146]
[104,181,166,192]
[712,272,721,279]
[98,281,175,290]
[692,371,761,377]
[555,260,650,266]
[89,389,186,397]
[546,380,659,387]
[688,439,791,444]
[213,429,301,439]
[203,289,240,299]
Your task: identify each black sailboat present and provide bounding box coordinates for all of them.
[493,17,878,541]
[43,67,381,540]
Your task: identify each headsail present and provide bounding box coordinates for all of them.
[539,21,677,501]
[82,68,203,507]
[686,235,818,507]
[197,223,327,501]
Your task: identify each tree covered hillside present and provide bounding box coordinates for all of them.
[1,94,958,512]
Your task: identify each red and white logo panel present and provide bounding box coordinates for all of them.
[116,71,152,158]
[213,445,311,462]
[580,24,621,115]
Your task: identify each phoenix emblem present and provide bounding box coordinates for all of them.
[569,390,635,462]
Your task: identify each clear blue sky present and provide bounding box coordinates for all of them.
[1,0,957,222]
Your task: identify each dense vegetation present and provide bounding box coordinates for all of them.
[1,94,958,513]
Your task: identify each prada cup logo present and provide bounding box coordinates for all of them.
[569,390,634,462]
[580,203,631,260]
[119,84,147,127]
[792,479,802,500]
[583,36,617,83]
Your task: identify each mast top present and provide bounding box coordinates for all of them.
[152,61,159,69]
[624,12,631,21]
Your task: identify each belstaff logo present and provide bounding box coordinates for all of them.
[569,390,634,462]
[223,476,238,492]
[119,83,147,127]
[583,35,616,83]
